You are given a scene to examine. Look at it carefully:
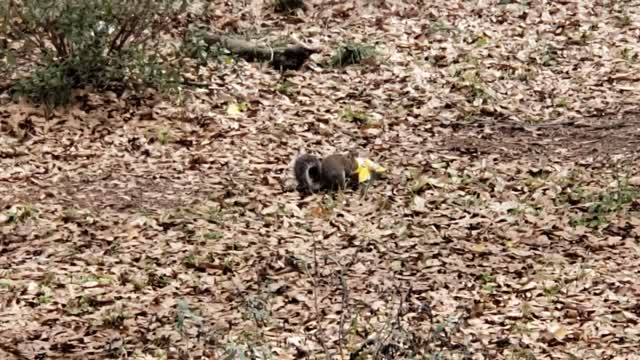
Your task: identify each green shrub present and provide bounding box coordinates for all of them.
[329,42,377,67]
[1,0,190,107]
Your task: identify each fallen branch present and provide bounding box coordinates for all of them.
[274,0,306,13]
[200,33,318,71]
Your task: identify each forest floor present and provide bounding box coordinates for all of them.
[2,1,640,359]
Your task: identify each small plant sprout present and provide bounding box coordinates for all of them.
[330,42,377,67]
[175,299,203,336]
[4,203,38,223]
[342,106,370,124]
[157,129,173,145]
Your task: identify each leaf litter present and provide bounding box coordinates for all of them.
[2,0,640,359]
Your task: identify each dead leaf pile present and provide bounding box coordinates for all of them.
[1,0,640,359]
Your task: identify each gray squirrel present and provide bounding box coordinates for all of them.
[294,151,359,194]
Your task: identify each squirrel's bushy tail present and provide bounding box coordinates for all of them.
[294,154,323,194]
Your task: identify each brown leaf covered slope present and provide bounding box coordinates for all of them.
[2,0,640,359]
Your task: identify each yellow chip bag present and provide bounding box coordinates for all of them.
[355,158,386,183]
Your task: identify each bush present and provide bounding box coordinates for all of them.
[1,0,190,107]
[329,42,377,67]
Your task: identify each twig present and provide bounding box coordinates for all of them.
[371,290,399,359]
[585,121,628,131]
[311,234,331,360]
[8,0,47,52]
[372,286,413,359]
[396,286,412,325]
[179,80,211,88]
[326,256,349,360]
[359,178,372,200]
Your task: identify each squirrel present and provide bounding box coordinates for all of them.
[294,151,359,194]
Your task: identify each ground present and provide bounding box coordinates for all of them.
[2,1,640,359]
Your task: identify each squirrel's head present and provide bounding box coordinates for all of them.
[346,149,359,160]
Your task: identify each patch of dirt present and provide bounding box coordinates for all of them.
[444,114,640,163]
